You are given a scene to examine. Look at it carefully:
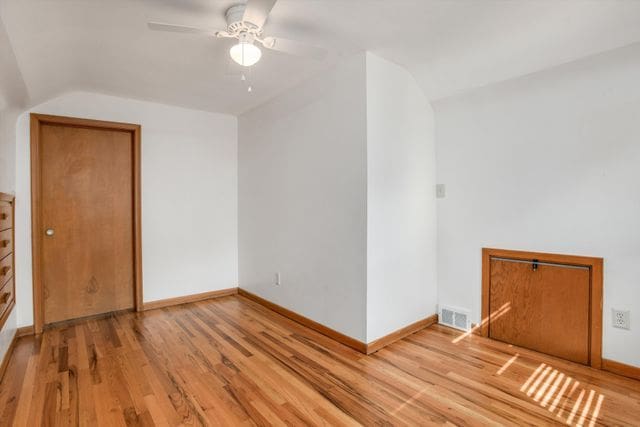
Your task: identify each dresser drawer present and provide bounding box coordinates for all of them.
[0,229,11,260]
[0,276,14,318]
[0,253,12,287]
[0,202,11,231]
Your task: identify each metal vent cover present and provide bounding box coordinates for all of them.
[454,312,468,329]
[439,305,470,331]
[441,308,455,326]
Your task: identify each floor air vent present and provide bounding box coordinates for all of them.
[439,306,470,331]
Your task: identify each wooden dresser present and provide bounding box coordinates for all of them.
[0,193,15,330]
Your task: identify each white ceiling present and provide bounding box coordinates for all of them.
[2,0,640,115]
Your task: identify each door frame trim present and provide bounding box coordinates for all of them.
[30,113,143,334]
[481,247,603,368]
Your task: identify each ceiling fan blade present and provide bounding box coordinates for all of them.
[147,22,217,36]
[242,0,277,28]
[262,37,327,60]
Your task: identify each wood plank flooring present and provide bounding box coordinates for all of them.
[1,295,639,425]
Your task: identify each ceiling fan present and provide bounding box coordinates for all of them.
[148,0,327,67]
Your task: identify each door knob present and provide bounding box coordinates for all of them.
[45,228,55,237]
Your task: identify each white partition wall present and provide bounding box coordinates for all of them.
[239,53,438,343]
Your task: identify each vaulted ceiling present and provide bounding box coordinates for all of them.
[2,0,640,115]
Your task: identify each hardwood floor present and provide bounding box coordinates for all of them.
[1,295,638,426]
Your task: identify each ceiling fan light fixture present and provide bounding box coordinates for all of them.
[230,41,262,67]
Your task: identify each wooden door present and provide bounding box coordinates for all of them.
[35,116,140,325]
[489,258,590,364]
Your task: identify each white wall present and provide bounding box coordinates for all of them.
[239,53,439,343]
[14,92,238,327]
[365,53,438,342]
[435,43,640,367]
[0,14,27,189]
[0,15,27,114]
[0,108,21,190]
[238,54,368,342]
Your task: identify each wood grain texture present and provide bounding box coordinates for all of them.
[132,126,143,312]
[0,229,11,260]
[0,295,638,425]
[40,123,134,323]
[0,194,15,332]
[0,253,12,287]
[30,114,142,333]
[238,288,367,353]
[0,331,17,383]
[0,298,14,340]
[590,258,604,369]
[481,248,492,337]
[15,326,34,338]
[0,278,15,322]
[366,314,438,354]
[482,248,603,368]
[490,258,590,364]
[30,114,43,334]
[142,287,238,311]
[602,359,640,381]
[0,201,12,232]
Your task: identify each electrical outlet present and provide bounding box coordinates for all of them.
[612,309,630,330]
[436,184,446,199]
[275,272,280,286]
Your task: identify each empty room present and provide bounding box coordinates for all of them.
[0,0,639,425]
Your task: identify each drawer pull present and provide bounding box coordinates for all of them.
[1,240,9,248]
[0,292,9,304]
[0,213,7,220]
[0,266,9,276]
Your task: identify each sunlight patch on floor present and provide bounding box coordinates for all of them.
[496,353,519,375]
[391,386,430,415]
[516,362,605,426]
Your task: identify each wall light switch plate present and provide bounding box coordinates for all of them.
[436,184,446,199]
[612,309,630,330]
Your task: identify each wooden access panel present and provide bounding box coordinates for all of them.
[489,258,590,364]
[481,248,603,367]
[31,114,142,331]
